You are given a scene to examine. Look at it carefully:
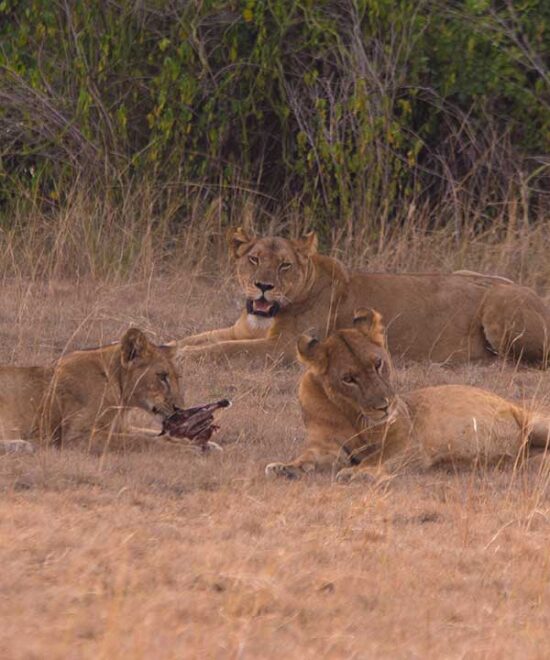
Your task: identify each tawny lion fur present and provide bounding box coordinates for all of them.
[176,228,550,366]
[265,310,550,483]
[0,328,182,454]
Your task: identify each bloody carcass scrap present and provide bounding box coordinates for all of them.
[161,399,231,450]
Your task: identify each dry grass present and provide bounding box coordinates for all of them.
[2,238,550,659]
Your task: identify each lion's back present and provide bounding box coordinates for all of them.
[403,384,523,461]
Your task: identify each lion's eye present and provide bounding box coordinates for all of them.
[158,372,169,384]
[248,255,259,266]
[342,374,357,385]
[279,262,292,271]
[374,358,383,372]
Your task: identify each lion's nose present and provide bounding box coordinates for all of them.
[255,282,274,293]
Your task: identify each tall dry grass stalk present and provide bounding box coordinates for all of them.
[2,180,549,295]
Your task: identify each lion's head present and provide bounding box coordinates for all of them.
[297,309,396,425]
[119,328,182,417]
[229,227,318,317]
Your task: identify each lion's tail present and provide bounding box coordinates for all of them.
[453,269,515,285]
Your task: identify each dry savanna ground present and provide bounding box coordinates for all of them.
[2,251,550,659]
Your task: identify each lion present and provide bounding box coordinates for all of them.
[0,328,183,454]
[175,228,550,366]
[265,309,550,483]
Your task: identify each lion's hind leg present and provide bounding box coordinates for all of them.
[526,415,550,452]
[480,285,550,366]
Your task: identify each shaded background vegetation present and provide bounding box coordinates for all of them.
[0,0,549,276]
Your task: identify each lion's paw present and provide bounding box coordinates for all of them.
[335,467,377,485]
[265,462,301,480]
[204,441,223,453]
[1,440,35,455]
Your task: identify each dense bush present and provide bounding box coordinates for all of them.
[1,0,549,237]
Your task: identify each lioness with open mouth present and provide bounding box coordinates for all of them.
[0,328,182,454]
[265,309,550,483]
[175,228,550,366]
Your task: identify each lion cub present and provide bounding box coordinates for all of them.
[0,328,182,453]
[265,309,550,483]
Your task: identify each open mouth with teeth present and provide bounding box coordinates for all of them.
[246,298,281,317]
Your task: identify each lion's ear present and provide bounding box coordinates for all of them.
[121,328,152,367]
[353,308,385,347]
[293,231,318,257]
[228,226,255,259]
[297,334,327,370]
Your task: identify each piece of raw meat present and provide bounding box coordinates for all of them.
[161,399,231,451]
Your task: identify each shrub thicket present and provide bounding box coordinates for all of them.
[0,0,549,240]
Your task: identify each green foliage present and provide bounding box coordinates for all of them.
[0,0,548,235]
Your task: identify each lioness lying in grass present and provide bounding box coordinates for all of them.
[265,310,550,483]
[0,328,182,454]
[176,228,550,366]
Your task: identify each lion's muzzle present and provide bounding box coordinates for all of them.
[246,298,281,317]
[361,400,398,426]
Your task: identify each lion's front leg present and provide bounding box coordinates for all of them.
[265,445,347,480]
[173,310,271,350]
[173,327,238,348]
[335,448,415,485]
[335,464,389,485]
[264,458,316,480]
[178,337,290,362]
[80,429,204,454]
